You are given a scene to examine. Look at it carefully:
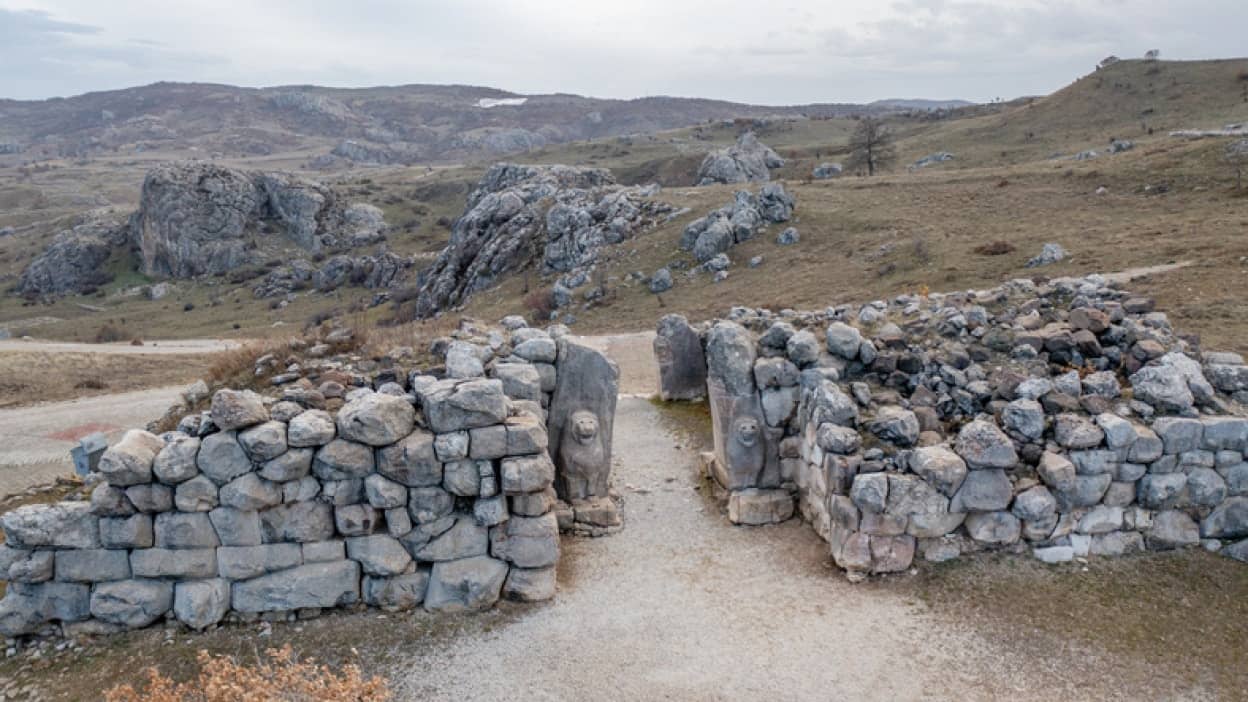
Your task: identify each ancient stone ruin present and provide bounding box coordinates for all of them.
[656,274,1248,578]
[0,321,620,637]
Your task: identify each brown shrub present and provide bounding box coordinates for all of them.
[104,645,390,702]
[524,288,556,323]
[973,241,1017,256]
[206,341,283,390]
[93,323,129,343]
[1236,68,1248,82]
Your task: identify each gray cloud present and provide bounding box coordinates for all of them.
[0,1,1244,104]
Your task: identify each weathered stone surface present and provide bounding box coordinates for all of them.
[174,579,230,630]
[654,314,707,401]
[218,543,302,580]
[869,535,916,573]
[493,363,542,402]
[54,549,130,583]
[4,548,54,583]
[155,512,220,549]
[1148,510,1201,548]
[377,429,442,486]
[211,389,269,431]
[490,513,560,567]
[444,460,484,497]
[950,469,1012,512]
[909,446,968,497]
[424,556,508,612]
[0,582,90,635]
[153,436,201,484]
[1090,531,1145,556]
[1077,505,1124,534]
[1012,485,1057,523]
[231,561,361,612]
[238,421,288,461]
[1002,399,1045,440]
[335,504,380,536]
[413,516,489,561]
[424,379,509,433]
[259,448,314,482]
[260,501,335,543]
[1138,473,1187,509]
[1187,467,1228,506]
[503,566,556,602]
[197,431,253,485]
[363,473,407,509]
[288,409,336,447]
[964,511,1021,545]
[174,474,220,512]
[90,579,173,629]
[407,487,455,524]
[825,322,862,360]
[504,415,548,457]
[868,407,920,447]
[337,393,415,446]
[1053,414,1104,449]
[219,473,283,511]
[955,420,1018,469]
[549,339,619,501]
[312,438,375,481]
[501,454,556,495]
[1201,497,1248,539]
[100,514,154,549]
[1153,417,1204,454]
[851,474,889,514]
[1055,474,1113,510]
[124,483,173,513]
[347,534,413,576]
[2,502,99,549]
[1037,451,1077,492]
[363,571,430,610]
[97,430,164,486]
[91,483,135,517]
[695,132,782,186]
[207,508,261,546]
[434,431,470,462]
[128,547,216,579]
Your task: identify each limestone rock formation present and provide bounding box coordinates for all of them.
[130,162,386,278]
[695,132,784,186]
[414,163,673,317]
[16,217,128,296]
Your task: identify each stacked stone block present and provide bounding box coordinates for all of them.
[0,377,561,637]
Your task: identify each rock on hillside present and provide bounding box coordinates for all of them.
[16,216,128,296]
[695,132,784,186]
[414,163,674,318]
[131,162,386,278]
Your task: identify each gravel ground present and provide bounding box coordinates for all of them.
[393,396,981,700]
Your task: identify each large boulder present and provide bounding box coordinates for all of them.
[654,314,707,401]
[695,132,783,186]
[413,163,672,317]
[16,218,127,297]
[231,561,361,612]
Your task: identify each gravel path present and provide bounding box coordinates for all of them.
[394,395,984,700]
[0,338,241,355]
[0,385,185,498]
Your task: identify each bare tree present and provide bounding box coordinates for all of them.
[848,117,896,176]
[1228,139,1248,190]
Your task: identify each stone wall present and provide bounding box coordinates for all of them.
[657,274,1248,579]
[0,321,621,637]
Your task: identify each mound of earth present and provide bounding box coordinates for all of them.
[414,163,675,318]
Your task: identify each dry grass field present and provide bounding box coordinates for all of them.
[0,351,215,408]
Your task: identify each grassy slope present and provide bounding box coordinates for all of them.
[1,59,1247,352]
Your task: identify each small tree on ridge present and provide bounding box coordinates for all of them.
[848,117,896,176]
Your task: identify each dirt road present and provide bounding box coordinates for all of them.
[0,338,241,356]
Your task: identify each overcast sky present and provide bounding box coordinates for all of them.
[1,0,1244,104]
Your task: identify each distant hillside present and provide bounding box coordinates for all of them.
[0,82,898,165]
[869,98,975,110]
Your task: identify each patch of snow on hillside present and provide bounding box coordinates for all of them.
[476,97,528,109]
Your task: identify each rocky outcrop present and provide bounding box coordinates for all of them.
[16,217,128,296]
[130,163,386,278]
[414,163,674,318]
[695,132,784,186]
[679,184,795,263]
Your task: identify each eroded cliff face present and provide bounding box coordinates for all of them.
[130,163,385,279]
[414,163,673,318]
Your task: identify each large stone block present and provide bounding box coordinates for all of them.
[869,534,916,573]
[1,502,99,549]
[130,548,217,579]
[0,582,90,636]
[217,543,303,580]
[337,393,416,446]
[549,339,619,501]
[231,561,361,613]
[503,566,557,602]
[239,421,288,461]
[155,512,220,549]
[208,507,262,546]
[125,483,173,513]
[424,556,508,612]
[964,511,1021,545]
[99,514,154,549]
[260,501,335,543]
[424,379,509,433]
[727,488,795,525]
[950,469,1011,512]
[347,534,413,576]
[489,513,559,568]
[954,420,1017,469]
[219,473,283,511]
[492,363,542,402]
[654,314,707,401]
[313,438,375,480]
[363,571,430,610]
[91,579,173,629]
[4,547,53,583]
[174,474,220,512]
[55,549,130,583]
[174,579,230,630]
[412,515,488,561]
[153,435,201,485]
[197,431,253,485]
[376,430,442,486]
[97,429,164,487]
[210,389,269,431]
[1201,497,1248,539]
[288,409,336,447]
[501,454,556,495]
